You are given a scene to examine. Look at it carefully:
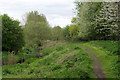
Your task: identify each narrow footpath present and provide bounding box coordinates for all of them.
[82,46,106,80]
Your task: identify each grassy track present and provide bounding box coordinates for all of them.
[2,41,118,78]
[82,41,118,78]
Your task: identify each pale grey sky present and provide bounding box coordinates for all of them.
[0,0,76,28]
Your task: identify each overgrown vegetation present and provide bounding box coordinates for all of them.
[1,1,119,79]
[2,42,95,78]
[2,41,119,78]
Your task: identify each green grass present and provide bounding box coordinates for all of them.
[87,40,118,55]
[82,40,118,78]
[2,40,119,78]
[2,41,95,78]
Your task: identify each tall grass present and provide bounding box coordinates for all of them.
[7,54,18,65]
[2,52,19,65]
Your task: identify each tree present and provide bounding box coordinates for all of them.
[2,14,24,52]
[63,25,71,41]
[69,25,79,41]
[74,2,103,40]
[95,2,119,40]
[74,1,119,40]
[63,25,80,41]
[52,26,63,41]
[24,11,52,46]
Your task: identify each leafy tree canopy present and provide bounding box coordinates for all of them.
[2,14,24,52]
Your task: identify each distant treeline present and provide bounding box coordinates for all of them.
[1,2,119,53]
[1,11,64,52]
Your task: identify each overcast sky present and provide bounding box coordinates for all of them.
[0,0,76,28]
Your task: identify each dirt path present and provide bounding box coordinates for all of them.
[83,46,106,80]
